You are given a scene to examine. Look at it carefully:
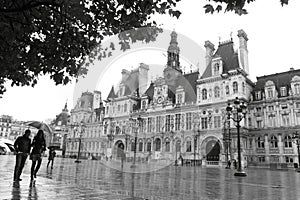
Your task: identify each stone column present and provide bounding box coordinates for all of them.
[264,134,270,163]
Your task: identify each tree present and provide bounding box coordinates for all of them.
[204,0,289,15]
[0,0,290,97]
[0,0,181,97]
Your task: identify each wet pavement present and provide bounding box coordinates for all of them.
[1,155,300,200]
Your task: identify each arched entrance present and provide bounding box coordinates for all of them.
[206,140,220,161]
[114,140,125,159]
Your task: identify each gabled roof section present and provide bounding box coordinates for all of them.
[201,40,239,79]
[143,82,154,101]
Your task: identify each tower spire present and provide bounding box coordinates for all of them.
[167,30,180,71]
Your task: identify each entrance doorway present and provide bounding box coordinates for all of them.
[114,140,125,159]
[206,140,220,161]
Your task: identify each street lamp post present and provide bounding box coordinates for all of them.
[292,131,300,173]
[226,97,247,177]
[75,121,85,163]
[130,115,142,168]
[224,119,232,169]
[193,129,200,166]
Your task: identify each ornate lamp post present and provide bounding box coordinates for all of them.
[193,129,200,166]
[226,97,247,176]
[224,118,232,169]
[130,115,143,168]
[74,121,86,163]
[292,131,300,173]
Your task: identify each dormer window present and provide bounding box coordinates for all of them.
[267,88,273,98]
[295,84,300,95]
[177,93,183,104]
[255,91,261,100]
[280,87,287,97]
[213,63,220,76]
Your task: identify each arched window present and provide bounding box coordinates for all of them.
[124,103,127,112]
[138,141,143,152]
[225,85,230,95]
[165,139,170,152]
[202,89,207,100]
[284,135,293,148]
[186,140,192,152]
[131,141,135,152]
[257,136,265,149]
[233,82,238,94]
[270,135,278,148]
[154,138,161,151]
[146,141,151,152]
[214,86,220,98]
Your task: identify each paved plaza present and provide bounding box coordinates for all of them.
[1,155,300,200]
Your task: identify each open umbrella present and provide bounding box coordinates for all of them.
[26,121,52,133]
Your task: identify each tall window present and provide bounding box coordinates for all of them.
[295,84,300,95]
[186,140,192,152]
[214,86,220,98]
[282,114,290,126]
[268,114,276,127]
[202,89,207,100]
[280,87,287,97]
[233,82,238,94]
[242,82,245,94]
[177,94,183,104]
[256,120,262,128]
[267,88,273,98]
[138,141,143,152]
[124,103,127,112]
[214,116,221,128]
[270,135,278,148]
[165,140,170,152]
[201,117,208,129]
[257,137,265,148]
[156,116,162,132]
[213,63,219,75]
[146,142,151,152]
[175,114,181,131]
[186,113,192,130]
[225,85,230,95]
[255,91,261,100]
[147,118,153,133]
[284,135,293,148]
[165,115,171,132]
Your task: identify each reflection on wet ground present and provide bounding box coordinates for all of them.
[0,155,300,199]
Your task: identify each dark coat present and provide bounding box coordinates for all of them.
[31,137,46,155]
[14,136,31,153]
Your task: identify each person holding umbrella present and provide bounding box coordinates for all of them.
[30,130,46,180]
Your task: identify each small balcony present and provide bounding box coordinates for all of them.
[283,148,294,154]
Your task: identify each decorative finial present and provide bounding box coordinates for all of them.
[230,31,233,41]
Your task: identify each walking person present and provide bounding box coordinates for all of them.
[13,129,32,181]
[47,148,56,169]
[30,130,46,180]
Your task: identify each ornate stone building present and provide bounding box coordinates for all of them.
[247,68,300,168]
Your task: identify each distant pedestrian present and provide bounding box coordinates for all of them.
[13,129,32,181]
[30,130,46,180]
[227,160,231,168]
[233,159,237,169]
[47,148,56,169]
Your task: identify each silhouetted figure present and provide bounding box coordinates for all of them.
[13,129,31,181]
[30,130,46,180]
[47,148,56,169]
[227,160,231,168]
[233,159,237,169]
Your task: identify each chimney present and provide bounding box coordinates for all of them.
[237,29,249,75]
[139,63,149,96]
[121,69,130,82]
[204,40,215,67]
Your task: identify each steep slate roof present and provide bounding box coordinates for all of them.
[201,41,239,79]
[107,86,117,99]
[144,82,154,102]
[252,69,300,97]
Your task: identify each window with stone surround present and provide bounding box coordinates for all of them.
[201,117,208,129]
[270,135,278,148]
[255,91,261,100]
[295,83,300,95]
[186,140,192,152]
[280,87,287,97]
[257,136,265,148]
[284,135,293,148]
[282,114,290,126]
[214,116,221,128]
[165,139,170,152]
[214,86,220,98]
[233,82,238,94]
[202,89,207,100]
[175,114,181,131]
[226,85,230,95]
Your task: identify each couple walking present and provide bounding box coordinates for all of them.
[13,129,46,181]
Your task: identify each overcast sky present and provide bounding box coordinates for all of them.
[1,0,300,122]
